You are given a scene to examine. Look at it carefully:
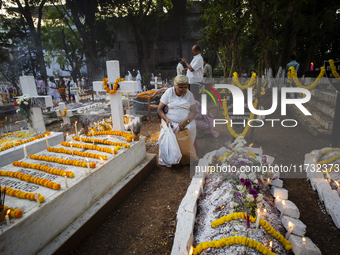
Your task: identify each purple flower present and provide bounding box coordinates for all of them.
[249,189,258,198]
[273,176,278,181]
[232,184,238,190]
[262,156,267,163]
[240,178,245,184]
[255,185,259,189]
[235,192,244,200]
[244,180,252,189]
[218,161,222,166]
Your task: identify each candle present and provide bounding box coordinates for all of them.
[256,208,261,229]
[267,178,270,186]
[75,121,78,136]
[280,200,286,220]
[326,172,331,180]
[334,180,340,196]
[80,135,83,149]
[92,132,95,145]
[275,195,280,206]
[70,141,73,156]
[269,240,273,251]
[64,174,68,188]
[5,209,10,226]
[23,144,28,158]
[86,158,90,173]
[45,134,49,148]
[195,190,199,197]
[12,141,16,149]
[285,222,294,239]
[100,157,103,164]
[302,236,306,253]
[35,193,41,207]
[66,133,69,141]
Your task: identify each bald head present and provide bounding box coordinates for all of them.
[192,45,201,56]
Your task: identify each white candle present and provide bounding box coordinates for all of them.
[256,209,261,229]
[45,134,49,148]
[302,237,306,253]
[280,200,286,220]
[86,158,90,173]
[5,210,10,226]
[334,180,340,196]
[66,133,69,141]
[12,141,16,149]
[275,196,280,206]
[80,135,83,149]
[285,222,294,239]
[75,121,78,136]
[23,144,28,158]
[100,157,103,164]
[70,141,73,156]
[35,193,41,207]
[92,132,95,145]
[269,240,273,251]
[64,175,68,188]
[195,190,199,197]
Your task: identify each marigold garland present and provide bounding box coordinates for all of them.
[329,59,340,79]
[0,93,7,100]
[321,148,340,154]
[74,136,130,147]
[103,77,125,94]
[59,88,65,93]
[232,72,257,90]
[193,236,276,255]
[288,66,325,90]
[13,90,17,97]
[12,161,74,178]
[0,131,50,152]
[1,187,44,203]
[211,212,292,251]
[223,98,258,138]
[318,154,340,165]
[0,170,61,190]
[61,141,123,154]
[0,131,20,139]
[86,130,134,142]
[29,154,96,168]
[3,205,23,218]
[137,90,157,97]
[47,146,107,160]
[58,108,68,117]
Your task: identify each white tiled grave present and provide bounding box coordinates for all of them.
[0,136,146,255]
[0,132,63,168]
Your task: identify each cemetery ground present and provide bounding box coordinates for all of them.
[2,93,340,254]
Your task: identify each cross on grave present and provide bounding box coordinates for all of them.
[93,60,138,131]
[19,76,53,132]
[56,102,73,125]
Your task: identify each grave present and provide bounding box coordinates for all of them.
[56,102,73,125]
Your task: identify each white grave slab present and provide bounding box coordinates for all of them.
[56,102,73,125]
[0,132,63,167]
[0,137,147,255]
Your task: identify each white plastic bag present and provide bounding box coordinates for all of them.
[158,124,182,167]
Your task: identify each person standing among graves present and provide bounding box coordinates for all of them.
[181,45,204,100]
[67,77,75,101]
[177,59,185,75]
[136,70,142,92]
[203,58,212,80]
[38,76,46,95]
[157,75,197,166]
[59,78,67,101]
[286,55,300,98]
[49,77,59,103]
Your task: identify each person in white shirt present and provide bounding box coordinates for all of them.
[176,59,185,75]
[181,45,203,100]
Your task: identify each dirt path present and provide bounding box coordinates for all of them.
[69,94,339,255]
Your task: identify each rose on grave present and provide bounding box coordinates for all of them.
[14,102,17,106]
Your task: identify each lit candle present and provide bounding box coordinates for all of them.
[267,178,270,186]
[285,222,294,239]
[256,208,261,229]
[275,195,280,206]
[280,200,286,220]
[80,135,83,149]
[23,144,28,158]
[334,180,340,196]
[66,133,69,141]
[35,193,41,207]
[86,158,90,173]
[269,240,273,251]
[12,140,16,149]
[45,134,49,148]
[70,141,73,156]
[326,172,331,180]
[5,209,10,226]
[195,190,199,197]
[189,245,194,255]
[64,174,68,188]
[100,157,103,164]
[92,132,95,145]
[263,208,267,215]
[302,236,306,253]
[75,121,78,136]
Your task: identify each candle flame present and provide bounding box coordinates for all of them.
[75,121,77,124]
[334,180,340,187]
[282,200,285,206]
[6,209,10,215]
[195,190,198,196]
[276,196,279,200]
[264,209,267,213]
[267,178,270,184]
[221,205,225,210]
[302,237,306,242]
[249,143,253,147]
[289,222,293,228]
[257,208,260,213]
[189,245,194,255]
[86,157,89,162]
[269,240,273,248]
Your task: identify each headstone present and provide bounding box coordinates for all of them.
[56,102,73,125]
[19,76,53,132]
[103,60,138,131]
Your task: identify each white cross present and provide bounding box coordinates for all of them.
[19,76,53,132]
[56,102,73,125]
[93,60,138,131]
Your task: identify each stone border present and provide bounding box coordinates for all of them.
[171,147,321,255]
[304,149,340,229]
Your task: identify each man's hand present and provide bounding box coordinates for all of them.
[181,57,187,63]
[178,119,188,130]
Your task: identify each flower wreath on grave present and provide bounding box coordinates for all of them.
[103,77,125,94]
[59,108,68,117]
[1,186,44,202]
[329,59,340,79]
[15,94,33,124]
[0,93,7,100]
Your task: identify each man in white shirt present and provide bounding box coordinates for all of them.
[181,45,203,100]
[176,59,185,75]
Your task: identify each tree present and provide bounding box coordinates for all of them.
[171,0,187,58]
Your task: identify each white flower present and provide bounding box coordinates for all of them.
[237,185,243,191]
[249,172,256,181]
[239,173,247,179]
[23,101,28,105]
[257,194,263,201]
[16,109,20,113]
[246,194,254,202]
[257,202,263,208]
[253,179,258,184]
[230,202,239,208]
